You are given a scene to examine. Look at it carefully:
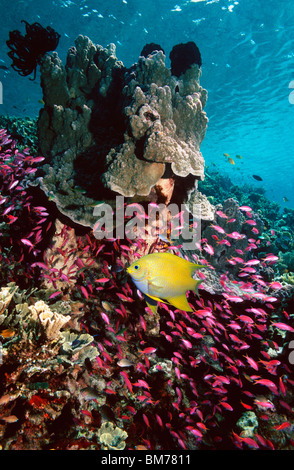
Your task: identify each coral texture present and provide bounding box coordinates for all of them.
[28,300,69,340]
[97,421,128,450]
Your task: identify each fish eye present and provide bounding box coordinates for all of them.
[134,265,139,270]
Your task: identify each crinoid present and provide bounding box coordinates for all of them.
[6,20,60,80]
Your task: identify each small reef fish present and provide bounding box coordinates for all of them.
[223,153,230,157]
[283,196,289,202]
[117,358,135,368]
[0,415,18,423]
[228,158,235,165]
[235,154,242,159]
[0,329,15,338]
[252,174,263,181]
[80,387,101,400]
[127,252,205,312]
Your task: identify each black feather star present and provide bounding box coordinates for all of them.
[6,20,60,80]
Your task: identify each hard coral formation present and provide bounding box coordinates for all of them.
[236,411,258,438]
[28,300,69,341]
[97,421,128,450]
[37,35,209,227]
[59,331,99,364]
[186,181,215,221]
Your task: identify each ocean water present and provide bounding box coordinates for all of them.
[1,0,294,209]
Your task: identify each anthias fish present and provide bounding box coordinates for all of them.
[127,252,205,312]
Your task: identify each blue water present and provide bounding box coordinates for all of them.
[1,0,294,208]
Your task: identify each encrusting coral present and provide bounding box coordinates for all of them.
[97,421,128,450]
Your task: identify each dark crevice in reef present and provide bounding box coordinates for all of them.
[73,144,118,201]
[73,66,126,200]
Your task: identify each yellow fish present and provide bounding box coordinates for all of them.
[127,252,205,312]
[223,153,230,157]
[235,154,242,159]
[228,157,235,165]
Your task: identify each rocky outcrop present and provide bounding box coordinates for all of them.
[37,36,211,227]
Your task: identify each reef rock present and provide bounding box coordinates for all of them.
[37,36,210,227]
[186,180,215,221]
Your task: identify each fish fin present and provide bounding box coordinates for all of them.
[193,279,203,298]
[143,294,158,314]
[165,294,193,312]
[188,262,208,274]
[147,277,165,297]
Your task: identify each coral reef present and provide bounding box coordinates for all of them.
[1,32,294,451]
[36,35,209,227]
[1,185,293,450]
[186,181,215,221]
[280,271,294,285]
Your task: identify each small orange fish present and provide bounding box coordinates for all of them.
[228,157,235,165]
[1,415,18,423]
[0,329,15,338]
[0,394,11,405]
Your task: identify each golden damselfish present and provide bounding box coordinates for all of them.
[127,252,205,312]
